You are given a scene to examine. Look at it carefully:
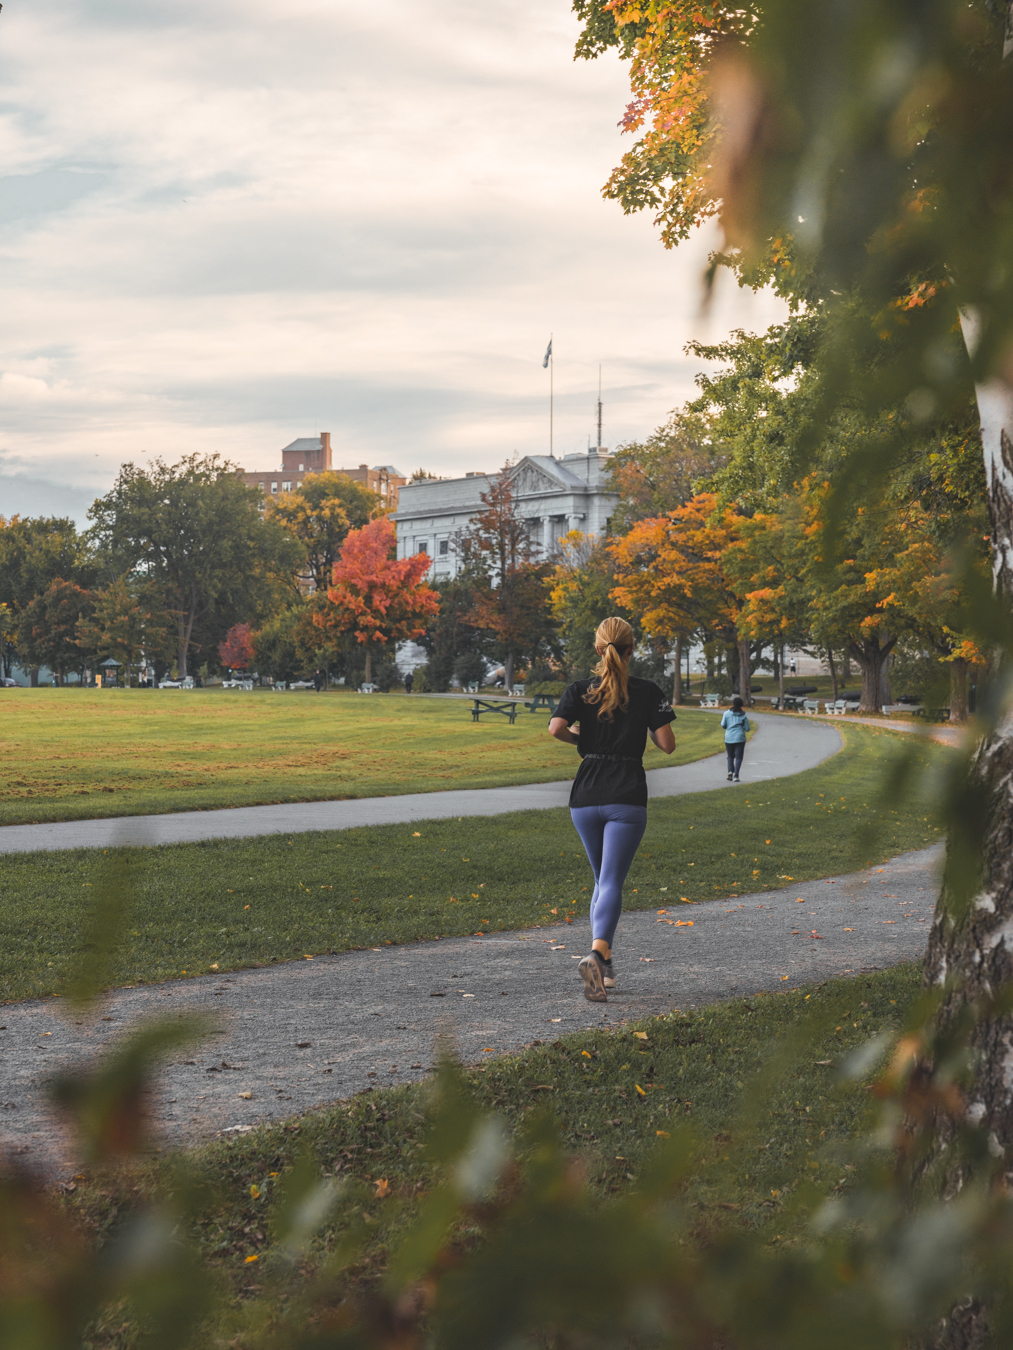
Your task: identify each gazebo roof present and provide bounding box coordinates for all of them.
[99,658,122,667]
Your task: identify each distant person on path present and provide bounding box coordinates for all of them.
[721,696,751,783]
[789,657,797,677]
[549,616,676,1004]
[313,669,324,692]
[404,670,414,694]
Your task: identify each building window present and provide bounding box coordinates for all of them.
[298,463,304,471]
[282,481,292,492]
[271,482,278,493]
[258,481,264,491]
[438,539,449,556]
[416,540,428,555]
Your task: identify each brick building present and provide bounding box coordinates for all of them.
[239,433,406,509]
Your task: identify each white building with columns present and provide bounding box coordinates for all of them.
[392,450,618,580]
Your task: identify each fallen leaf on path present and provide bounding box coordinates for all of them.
[238,1092,253,1100]
[674,920,694,927]
[639,957,655,962]
[429,992,445,997]
[635,1084,647,1097]
[657,1130,670,1137]
[296,1041,312,1048]
[244,1255,259,1264]
[532,1085,555,1092]
[374,1178,390,1198]
[634,1032,648,1041]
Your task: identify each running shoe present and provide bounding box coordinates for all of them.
[733,775,740,783]
[578,951,608,1002]
[726,772,733,781]
[602,958,616,989]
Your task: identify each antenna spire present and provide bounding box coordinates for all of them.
[596,365,602,450]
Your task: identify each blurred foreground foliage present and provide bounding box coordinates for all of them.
[6,928,1013,1348]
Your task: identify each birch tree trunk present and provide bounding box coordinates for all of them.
[918,14,1013,1335]
[672,634,683,705]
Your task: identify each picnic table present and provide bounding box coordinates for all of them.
[471,698,519,725]
[524,692,558,715]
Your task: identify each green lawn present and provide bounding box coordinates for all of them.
[0,723,945,1002]
[65,961,922,1341]
[0,689,720,827]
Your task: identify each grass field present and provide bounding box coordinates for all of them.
[0,723,946,1002]
[0,689,721,827]
[65,961,922,1340]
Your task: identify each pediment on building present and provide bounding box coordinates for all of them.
[508,457,577,499]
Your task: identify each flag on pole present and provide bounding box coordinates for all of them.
[542,338,552,368]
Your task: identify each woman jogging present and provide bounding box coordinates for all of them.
[720,696,751,782]
[549,617,676,1003]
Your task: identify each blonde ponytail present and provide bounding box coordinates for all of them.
[583,616,634,720]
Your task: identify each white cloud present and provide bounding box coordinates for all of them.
[0,0,787,496]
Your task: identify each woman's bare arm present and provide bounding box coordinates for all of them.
[650,725,676,754]
[549,716,579,745]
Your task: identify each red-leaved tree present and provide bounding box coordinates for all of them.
[315,516,438,683]
[218,622,255,672]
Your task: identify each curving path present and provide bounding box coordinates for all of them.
[0,843,941,1174]
[0,713,841,855]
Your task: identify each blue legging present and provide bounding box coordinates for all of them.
[569,804,648,949]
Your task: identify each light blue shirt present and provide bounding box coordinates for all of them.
[720,709,751,743]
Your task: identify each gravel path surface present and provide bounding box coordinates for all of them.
[0,842,940,1175]
[0,713,840,854]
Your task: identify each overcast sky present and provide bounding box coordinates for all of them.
[0,0,786,522]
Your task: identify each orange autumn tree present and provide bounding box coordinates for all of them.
[218,622,255,672]
[315,515,437,684]
[573,0,743,246]
[609,492,750,700]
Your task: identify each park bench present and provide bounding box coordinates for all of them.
[524,692,559,715]
[222,679,253,691]
[701,692,721,708]
[802,699,821,715]
[914,706,951,722]
[471,698,519,725]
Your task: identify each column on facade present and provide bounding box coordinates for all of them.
[540,515,552,554]
[566,513,584,535]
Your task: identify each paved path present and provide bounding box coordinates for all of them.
[0,713,841,855]
[1,843,940,1174]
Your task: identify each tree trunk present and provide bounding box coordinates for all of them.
[949,658,969,725]
[30,667,39,688]
[827,649,838,702]
[504,651,514,691]
[849,636,895,712]
[737,636,752,705]
[672,634,683,705]
[916,47,1013,1332]
[880,644,893,705]
[364,649,372,685]
[778,642,785,707]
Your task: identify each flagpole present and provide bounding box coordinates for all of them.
[550,333,554,457]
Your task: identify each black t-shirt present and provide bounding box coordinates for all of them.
[555,676,675,808]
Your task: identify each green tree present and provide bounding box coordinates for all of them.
[0,514,94,682]
[76,576,172,687]
[548,531,620,679]
[17,579,94,684]
[608,410,726,532]
[89,455,301,678]
[266,470,379,594]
